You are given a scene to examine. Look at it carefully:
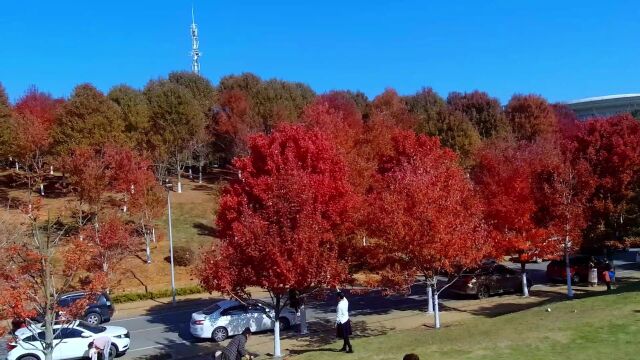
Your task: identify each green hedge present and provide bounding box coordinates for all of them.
[111,285,205,304]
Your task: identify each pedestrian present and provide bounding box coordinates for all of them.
[335,291,353,353]
[403,354,420,360]
[603,261,613,291]
[90,336,112,360]
[588,257,597,287]
[215,327,253,360]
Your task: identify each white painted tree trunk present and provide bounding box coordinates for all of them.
[274,319,282,358]
[565,236,574,298]
[434,292,440,329]
[177,181,182,193]
[15,162,19,171]
[427,285,434,314]
[123,205,127,213]
[299,304,308,335]
[198,165,203,184]
[40,183,45,196]
[188,168,193,180]
[152,227,156,243]
[522,273,529,297]
[50,165,53,175]
[145,235,151,264]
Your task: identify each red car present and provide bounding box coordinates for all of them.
[546,256,609,283]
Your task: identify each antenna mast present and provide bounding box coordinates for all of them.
[191,6,201,74]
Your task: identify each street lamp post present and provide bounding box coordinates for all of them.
[166,183,177,304]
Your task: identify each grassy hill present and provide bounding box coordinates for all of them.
[296,283,640,360]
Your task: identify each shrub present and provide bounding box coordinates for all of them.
[111,285,204,304]
[171,246,195,267]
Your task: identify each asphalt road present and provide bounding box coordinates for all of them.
[116,255,640,359]
[3,253,638,360]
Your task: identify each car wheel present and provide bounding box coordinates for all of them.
[85,312,102,325]
[108,344,118,360]
[212,326,229,342]
[477,286,490,299]
[278,317,291,331]
[18,355,39,360]
[571,274,581,284]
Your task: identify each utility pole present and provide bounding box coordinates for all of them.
[166,184,177,304]
[191,6,201,74]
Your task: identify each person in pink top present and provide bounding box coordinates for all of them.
[89,336,112,360]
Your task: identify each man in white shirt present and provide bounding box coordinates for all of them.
[335,291,353,353]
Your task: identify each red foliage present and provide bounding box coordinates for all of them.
[570,114,640,247]
[11,88,63,176]
[212,89,262,156]
[366,130,489,293]
[472,140,557,263]
[61,145,156,213]
[80,213,136,273]
[14,87,63,129]
[370,89,416,130]
[198,124,358,299]
[551,103,579,139]
[506,94,558,142]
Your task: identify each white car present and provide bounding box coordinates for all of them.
[6,320,130,360]
[190,299,298,342]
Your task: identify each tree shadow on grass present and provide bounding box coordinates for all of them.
[192,222,218,237]
[285,318,392,355]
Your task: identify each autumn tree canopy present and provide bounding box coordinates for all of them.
[366,130,489,291]
[53,84,125,154]
[447,90,507,139]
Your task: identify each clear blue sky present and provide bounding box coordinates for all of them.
[1,1,639,103]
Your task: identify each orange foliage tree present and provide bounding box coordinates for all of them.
[197,124,358,357]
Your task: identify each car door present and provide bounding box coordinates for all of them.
[54,327,87,359]
[220,305,249,335]
[246,305,271,332]
[492,265,511,293]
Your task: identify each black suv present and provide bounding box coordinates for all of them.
[11,291,115,332]
[58,291,115,325]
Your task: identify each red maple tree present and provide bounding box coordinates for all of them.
[0,210,105,358]
[11,88,63,204]
[197,124,358,357]
[570,114,640,249]
[365,130,489,326]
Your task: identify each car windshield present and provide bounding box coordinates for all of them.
[202,304,221,315]
[77,321,106,334]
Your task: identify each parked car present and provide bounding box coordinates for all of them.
[190,299,298,342]
[6,320,130,360]
[59,291,115,325]
[12,292,115,332]
[448,263,530,299]
[546,255,609,283]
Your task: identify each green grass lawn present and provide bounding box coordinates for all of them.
[297,283,640,360]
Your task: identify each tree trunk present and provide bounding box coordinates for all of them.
[198,164,203,184]
[426,285,434,314]
[521,262,529,297]
[433,292,440,329]
[565,236,574,298]
[50,165,54,175]
[189,167,193,180]
[152,227,156,243]
[177,171,182,193]
[299,304,308,335]
[273,295,282,358]
[40,183,45,196]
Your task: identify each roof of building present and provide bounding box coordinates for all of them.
[566,93,640,105]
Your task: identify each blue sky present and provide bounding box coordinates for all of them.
[1,1,639,103]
